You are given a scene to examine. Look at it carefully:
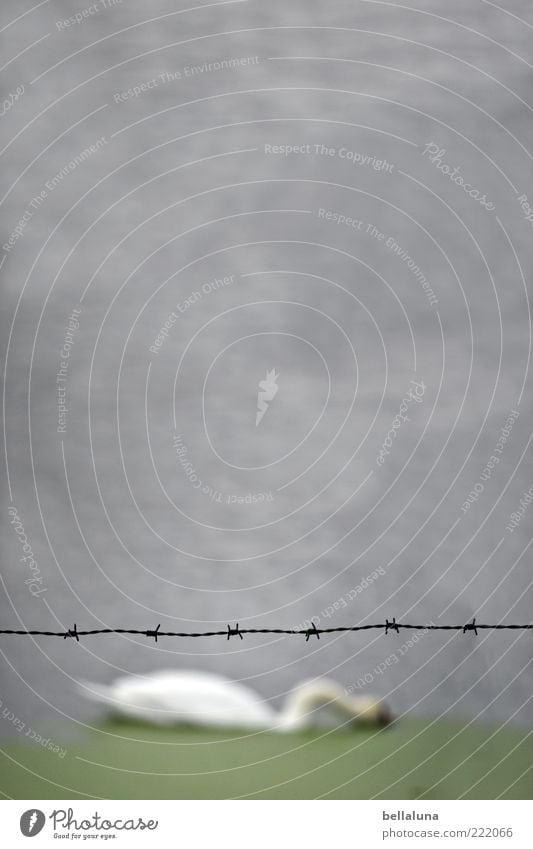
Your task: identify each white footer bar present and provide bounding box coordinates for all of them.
[2,800,529,848]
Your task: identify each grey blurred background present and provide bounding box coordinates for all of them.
[1,0,532,741]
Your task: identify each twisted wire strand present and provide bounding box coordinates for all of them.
[0,618,530,641]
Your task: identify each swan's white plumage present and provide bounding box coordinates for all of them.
[80,671,276,729]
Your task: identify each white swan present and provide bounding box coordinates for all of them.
[78,670,391,731]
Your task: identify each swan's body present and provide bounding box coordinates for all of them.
[78,670,390,731]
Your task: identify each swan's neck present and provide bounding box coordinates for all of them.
[277,681,356,730]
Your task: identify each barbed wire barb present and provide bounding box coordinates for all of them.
[146,624,161,642]
[63,623,79,641]
[385,617,400,635]
[305,622,320,641]
[463,617,478,636]
[227,623,243,640]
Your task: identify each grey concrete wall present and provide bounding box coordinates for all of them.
[1,0,532,738]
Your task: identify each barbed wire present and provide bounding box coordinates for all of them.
[0,618,531,642]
